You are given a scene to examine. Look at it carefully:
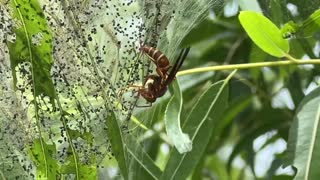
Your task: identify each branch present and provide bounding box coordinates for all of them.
[177,59,320,76]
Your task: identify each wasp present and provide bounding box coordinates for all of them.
[140,46,172,80]
[132,46,190,104]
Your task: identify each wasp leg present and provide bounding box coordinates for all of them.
[117,84,142,100]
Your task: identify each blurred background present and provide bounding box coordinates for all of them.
[134,0,320,179]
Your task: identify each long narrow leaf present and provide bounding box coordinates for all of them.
[7,0,56,178]
[287,86,320,179]
[126,135,162,180]
[8,0,55,99]
[28,139,59,179]
[303,9,320,35]
[165,80,192,153]
[161,70,236,180]
[106,112,128,180]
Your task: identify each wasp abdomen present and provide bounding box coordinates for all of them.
[140,46,170,67]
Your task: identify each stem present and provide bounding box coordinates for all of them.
[13,0,49,177]
[177,59,320,76]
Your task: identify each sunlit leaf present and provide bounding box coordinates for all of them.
[7,0,55,99]
[28,139,59,179]
[5,1,57,179]
[239,11,289,57]
[60,155,97,179]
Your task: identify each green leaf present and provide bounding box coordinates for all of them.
[126,135,162,179]
[191,157,204,179]
[302,9,320,36]
[60,157,97,179]
[28,139,59,179]
[287,86,320,180]
[239,11,289,57]
[165,80,192,154]
[161,70,236,180]
[7,0,55,100]
[106,112,128,180]
[59,127,97,179]
[217,95,253,135]
[158,0,217,59]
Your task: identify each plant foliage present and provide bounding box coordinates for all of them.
[1,0,320,179]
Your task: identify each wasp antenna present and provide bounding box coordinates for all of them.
[177,47,190,69]
[174,47,190,73]
[166,47,190,83]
